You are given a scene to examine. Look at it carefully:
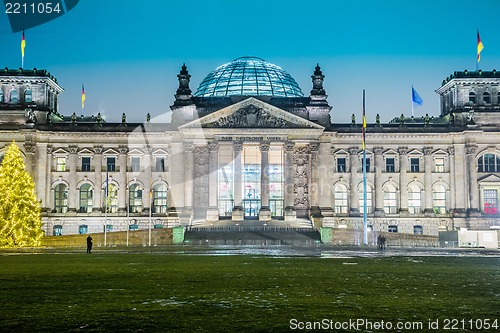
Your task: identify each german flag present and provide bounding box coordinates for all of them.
[81,84,86,110]
[362,90,366,150]
[21,29,26,68]
[477,29,484,62]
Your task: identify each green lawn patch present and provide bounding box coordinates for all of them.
[0,250,498,332]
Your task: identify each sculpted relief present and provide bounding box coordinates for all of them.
[209,105,291,128]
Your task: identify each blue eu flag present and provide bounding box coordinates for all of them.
[412,87,423,105]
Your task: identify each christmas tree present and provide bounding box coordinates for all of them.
[0,142,43,247]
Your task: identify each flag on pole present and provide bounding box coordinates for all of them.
[362,91,366,150]
[412,86,423,106]
[21,29,26,68]
[81,84,86,110]
[477,29,484,62]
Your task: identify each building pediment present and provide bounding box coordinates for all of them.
[127,148,143,156]
[103,148,119,156]
[432,148,449,156]
[478,174,500,183]
[179,97,324,130]
[77,148,94,156]
[383,149,398,156]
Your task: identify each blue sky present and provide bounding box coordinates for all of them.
[1,0,499,123]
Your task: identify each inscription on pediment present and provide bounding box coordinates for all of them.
[206,105,293,128]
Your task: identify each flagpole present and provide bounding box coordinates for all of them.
[411,86,414,118]
[104,167,108,246]
[362,90,368,246]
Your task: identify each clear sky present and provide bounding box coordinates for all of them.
[1,0,499,123]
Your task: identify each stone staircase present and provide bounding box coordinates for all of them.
[184,219,321,246]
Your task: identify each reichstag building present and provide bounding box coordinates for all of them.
[1,56,500,236]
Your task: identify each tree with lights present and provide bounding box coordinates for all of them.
[0,142,43,247]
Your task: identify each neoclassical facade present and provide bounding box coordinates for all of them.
[1,58,500,236]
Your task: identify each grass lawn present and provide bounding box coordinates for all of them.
[0,248,499,332]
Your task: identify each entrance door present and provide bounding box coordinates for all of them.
[243,199,261,218]
[243,145,261,219]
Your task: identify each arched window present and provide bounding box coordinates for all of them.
[478,153,500,172]
[358,184,373,213]
[408,184,422,214]
[0,89,4,102]
[103,183,118,213]
[152,184,168,214]
[129,184,143,213]
[383,184,397,214]
[54,184,68,213]
[333,184,348,214]
[433,184,447,214]
[79,184,93,213]
[10,89,19,103]
[468,92,476,104]
[483,91,491,104]
[24,89,32,103]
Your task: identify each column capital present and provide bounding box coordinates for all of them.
[348,147,359,155]
[309,142,320,152]
[373,147,384,155]
[24,143,36,154]
[68,145,78,154]
[397,147,408,155]
[447,146,455,155]
[465,145,477,155]
[118,146,128,155]
[259,142,270,152]
[144,147,153,155]
[93,146,103,154]
[423,147,433,155]
[194,146,209,155]
[183,143,195,152]
[284,141,295,152]
[233,142,243,153]
[208,141,219,152]
[46,145,53,154]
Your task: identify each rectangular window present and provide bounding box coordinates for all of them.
[385,158,395,172]
[107,157,116,172]
[388,225,398,233]
[435,157,445,172]
[483,189,498,215]
[413,225,423,235]
[337,158,346,172]
[131,157,141,172]
[484,154,495,172]
[56,157,66,171]
[384,191,397,214]
[410,158,420,172]
[155,157,166,172]
[81,157,91,172]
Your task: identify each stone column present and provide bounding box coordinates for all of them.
[284,141,296,221]
[93,146,103,212]
[348,147,360,216]
[466,144,480,216]
[448,147,456,213]
[207,141,219,221]
[45,146,54,211]
[68,146,78,213]
[373,147,385,217]
[36,143,48,210]
[183,143,194,218]
[259,142,271,221]
[143,148,152,213]
[453,144,467,216]
[423,147,434,215]
[309,142,321,217]
[398,147,409,215]
[23,142,36,178]
[232,142,244,220]
[118,147,128,212]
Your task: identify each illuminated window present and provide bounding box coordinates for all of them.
[79,225,88,235]
[413,225,423,235]
[334,184,348,214]
[10,89,19,103]
[53,225,62,236]
[435,157,445,172]
[56,157,66,171]
[358,184,373,213]
[433,185,447,214]
[24,89,32,102]
[103,183,118,213]
[79,184,93,213]
[483,189,498,215]
[129,184,143,213]
[54,184,68,213]
[153,184,168,214]
[408,184,422,214]
[384,184,397,214]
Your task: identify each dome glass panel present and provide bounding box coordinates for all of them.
[194,57,303,98]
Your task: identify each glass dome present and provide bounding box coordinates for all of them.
[194,57,303,98]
